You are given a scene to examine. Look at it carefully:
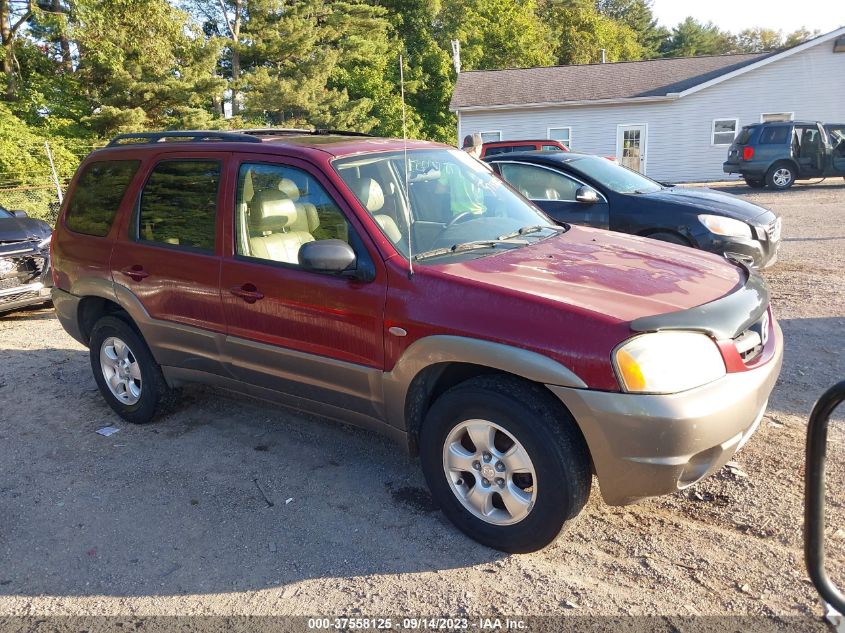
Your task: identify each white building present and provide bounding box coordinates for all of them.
[451,27,845,182]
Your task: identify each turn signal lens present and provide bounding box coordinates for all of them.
[613,331,726,394]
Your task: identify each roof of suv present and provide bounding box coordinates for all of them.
[93,130,448,161]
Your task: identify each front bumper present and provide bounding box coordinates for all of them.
[548,321,783,506]
[0,281,52,314]
[697,232,780,270]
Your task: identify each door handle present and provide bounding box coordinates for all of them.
[121,266,149,282]
[230,283,264,304]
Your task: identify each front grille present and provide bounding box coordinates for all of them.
[733,311,770,364]
[768,217,782,242]
[0,288,41,305]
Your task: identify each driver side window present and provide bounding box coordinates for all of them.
[498,163,580,201]
[235,163,352,267]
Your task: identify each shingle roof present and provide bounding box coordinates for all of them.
[450,52,773,110]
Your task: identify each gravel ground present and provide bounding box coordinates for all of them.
[0,180,844,624]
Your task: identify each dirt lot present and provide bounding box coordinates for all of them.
[1,180,844,623]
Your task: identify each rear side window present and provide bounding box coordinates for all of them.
[138,160,221,252]
[760,126,790,145]
[484,146,512,156]
[735,128,753,145]
[65,160,140,236]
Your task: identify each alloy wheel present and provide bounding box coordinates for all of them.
[773,168,793,187]
[442,419,537,526]
[99,336,142,405]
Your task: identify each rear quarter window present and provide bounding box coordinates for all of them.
[735,128,753,145]
[65,160,140,236]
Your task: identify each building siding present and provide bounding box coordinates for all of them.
[458,42,845,182]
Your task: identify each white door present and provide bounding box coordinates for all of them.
[616,124,648,174]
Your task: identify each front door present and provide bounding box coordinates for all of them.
[494,162,610,229]
[617,125,647,174]
[219,154,388,419]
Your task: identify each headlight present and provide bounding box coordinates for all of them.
[698,214,752,238]
[38,235,51,250]
[613,331,726,394]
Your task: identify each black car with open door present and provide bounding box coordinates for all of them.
[485,151,782,269]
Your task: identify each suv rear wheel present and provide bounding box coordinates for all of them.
[89,315,179,424]
[419,375,591,553]
[766,162,796,190]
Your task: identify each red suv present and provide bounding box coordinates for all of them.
[51,129,783,552]
[480,139,569,158]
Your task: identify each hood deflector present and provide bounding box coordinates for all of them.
[629,263,768,340]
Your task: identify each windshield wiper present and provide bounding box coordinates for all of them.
[414,239,526,262]
[497,225,566,241]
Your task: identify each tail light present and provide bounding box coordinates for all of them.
[742,147,755,160]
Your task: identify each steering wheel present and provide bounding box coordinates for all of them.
[444,211,476,229]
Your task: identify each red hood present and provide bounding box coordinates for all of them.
[431,226,744,323]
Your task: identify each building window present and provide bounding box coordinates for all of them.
[548,127,572,147]
[712,119,738,145]
[479,131,501,143]
[760,112,794,123]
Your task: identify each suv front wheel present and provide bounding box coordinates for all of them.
[766,161,796,190]
[419,375,591,553]
[89,315,179,424]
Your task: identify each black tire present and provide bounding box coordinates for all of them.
[419,375,591,553]
[743,176,766,189]
[765,161,796,190]
[646,231,691,246]
[88,315,179,424]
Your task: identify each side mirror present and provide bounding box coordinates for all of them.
[298,239,357,274]
[575,186,599,204]
[12,210,28,218]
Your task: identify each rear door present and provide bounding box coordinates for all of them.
[494,161,609,229]
[219,153,388,419]
[111,152,228,375]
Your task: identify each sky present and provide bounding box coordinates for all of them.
[651,0,845,35]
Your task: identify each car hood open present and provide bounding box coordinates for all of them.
[435,226,745,324]
[640,186,775,223]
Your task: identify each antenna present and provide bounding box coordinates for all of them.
[399,54,413,278]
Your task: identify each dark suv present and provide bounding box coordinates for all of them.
[723,121,845,189]
[52,130,783,552]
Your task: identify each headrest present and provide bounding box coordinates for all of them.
[253,189,297,233]
[277,178,300,201]
[374,214,402,244]
[242,170,254,202]
[356,178,384,213]
[288,201,320,234]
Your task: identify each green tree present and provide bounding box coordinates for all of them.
[659,17,734,57]
[69,0,224,134]
[540,0,643,65]
[440,0,555,70]
[380,0,454,142]
[594,0,667,57]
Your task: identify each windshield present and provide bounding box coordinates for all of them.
[566,155,663,194]
[333,148,560,262]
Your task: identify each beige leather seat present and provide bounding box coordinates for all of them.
[249,189,315,264]
[356,178,402,244]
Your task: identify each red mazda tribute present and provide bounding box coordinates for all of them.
[51,130,783,552]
